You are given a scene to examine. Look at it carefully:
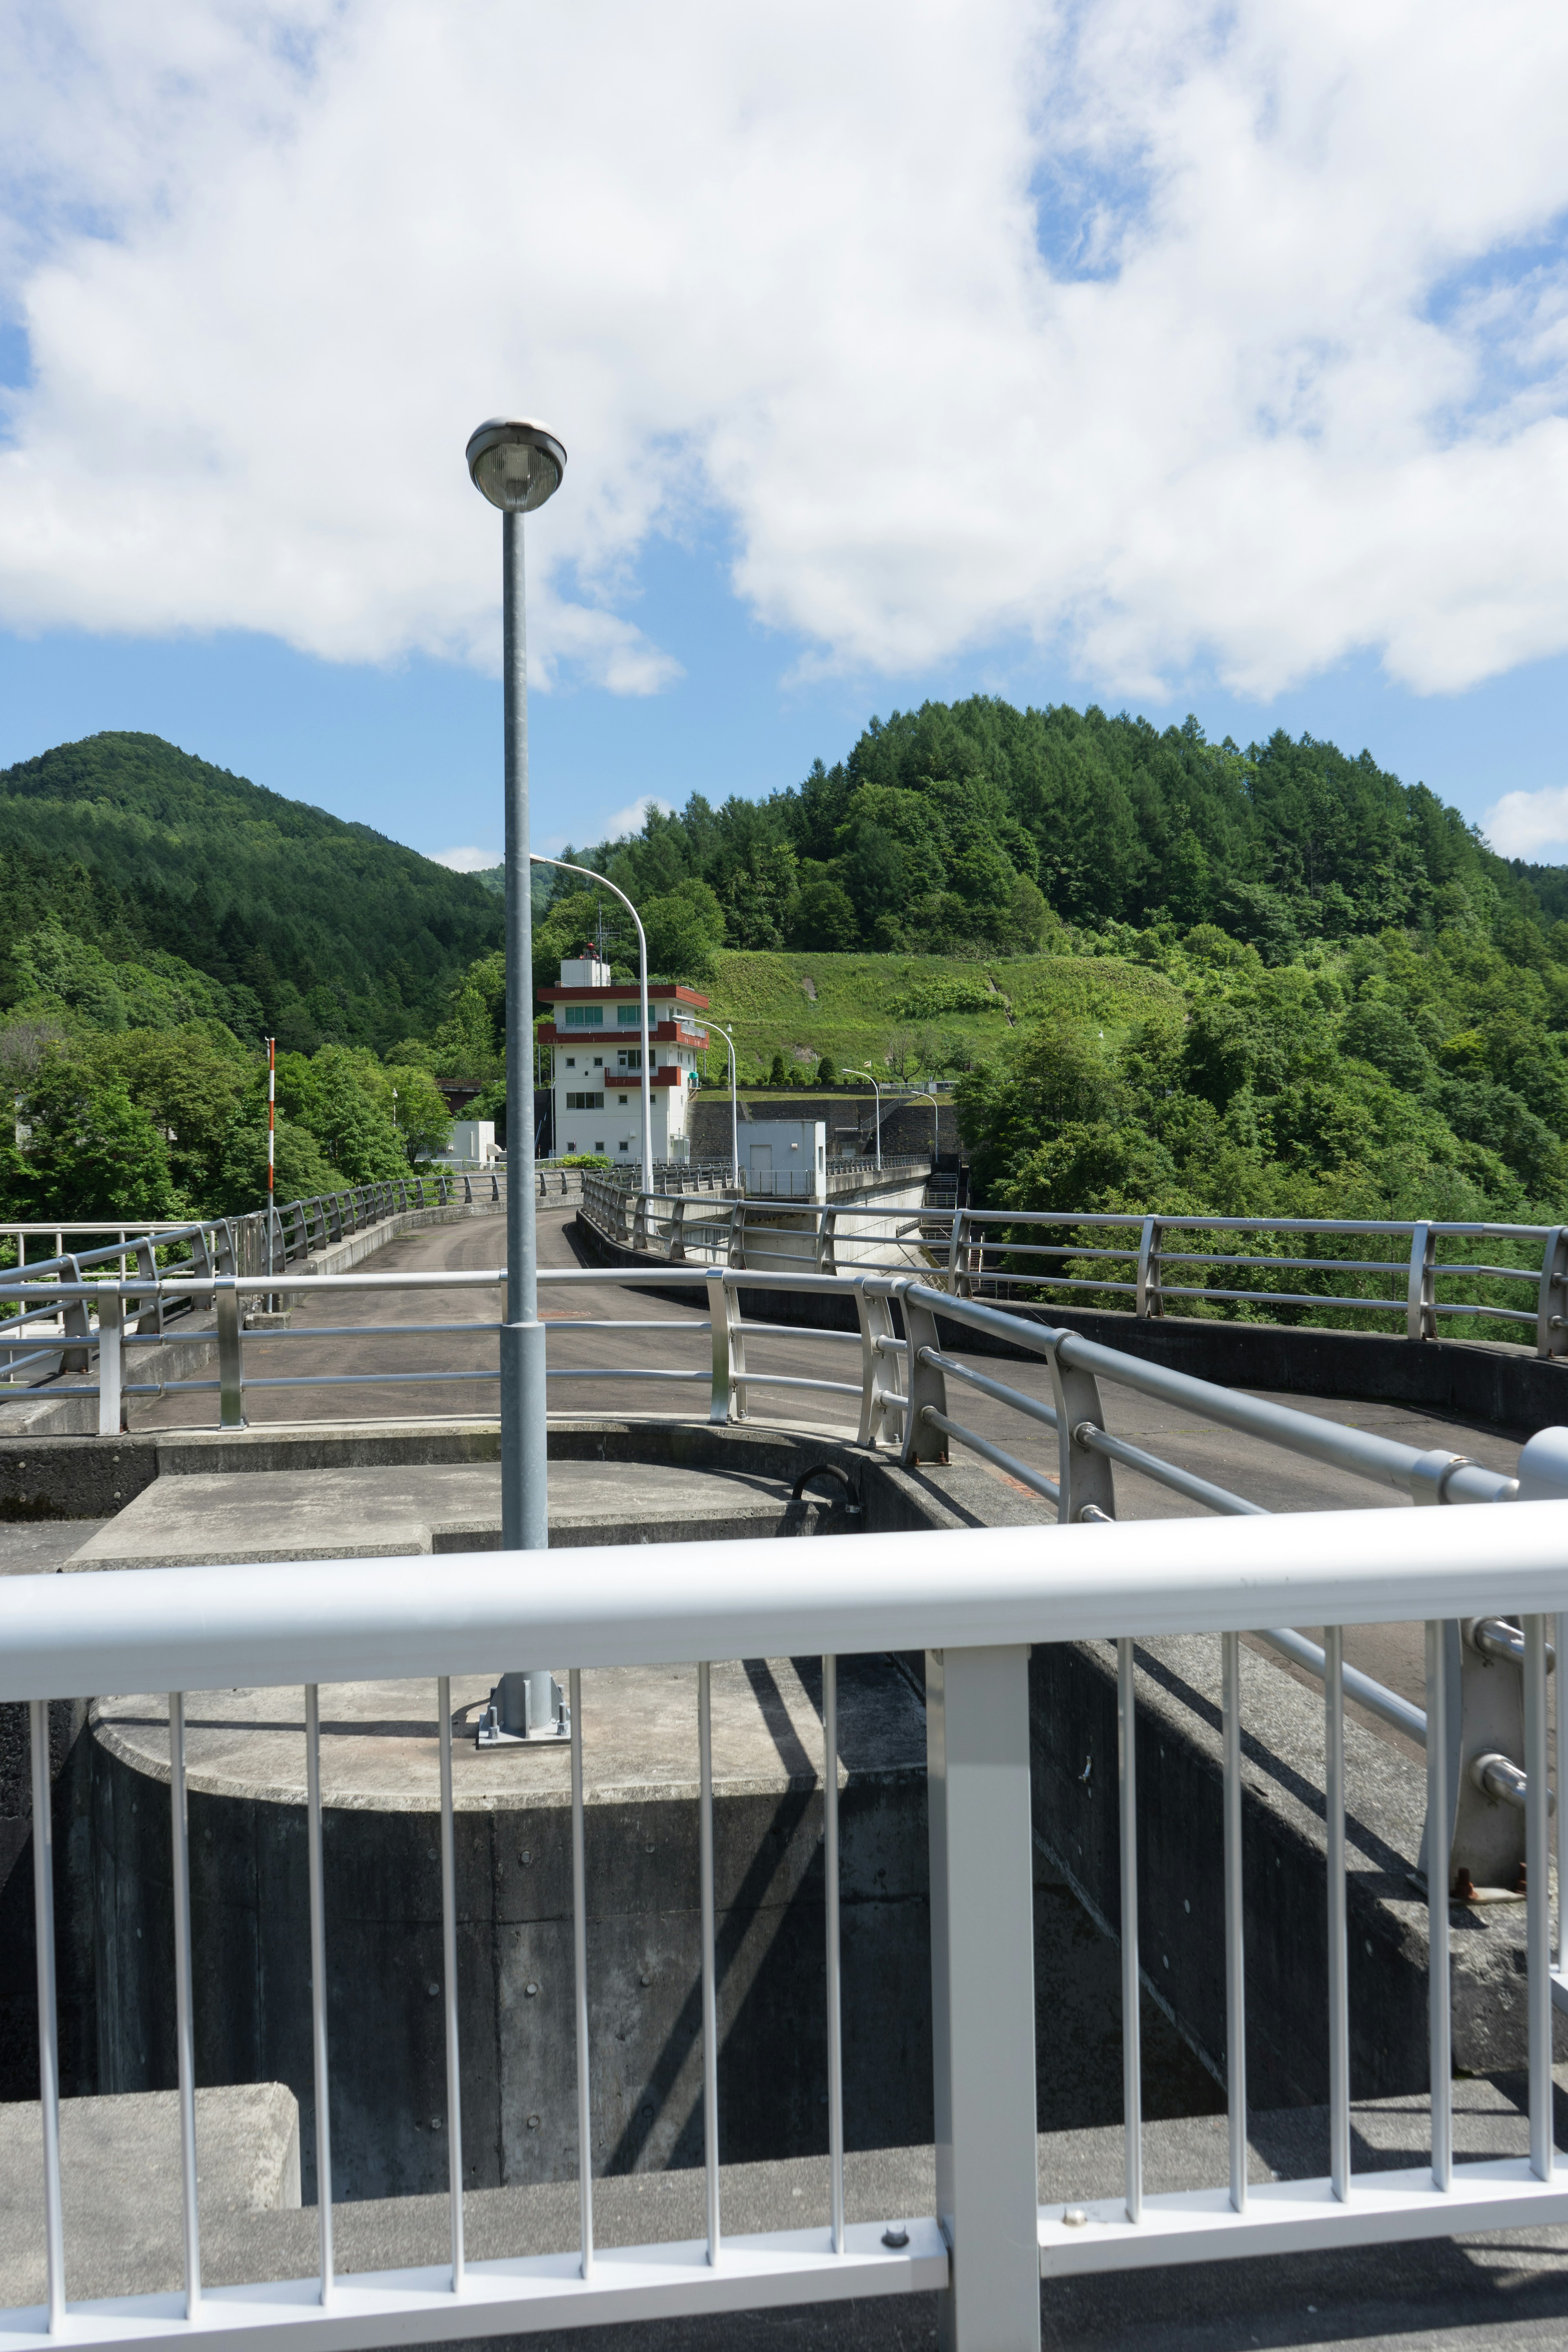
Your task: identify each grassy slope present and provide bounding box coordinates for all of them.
[707,950,1180,1076]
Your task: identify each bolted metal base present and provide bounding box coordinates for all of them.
[475,1668,570,1748]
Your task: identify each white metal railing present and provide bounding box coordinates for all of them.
[4,1509,1568,2346]
[583,1193,1568,1359]
[18,1242,1561,1902]
[0,1173,504,1394]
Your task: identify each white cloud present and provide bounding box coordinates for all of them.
[1480,787,1568,861]
[428,845,500,872]
[1,3,1567,699]
[600,796,676,842]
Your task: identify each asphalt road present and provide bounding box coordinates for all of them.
[127,1201,1526,1739]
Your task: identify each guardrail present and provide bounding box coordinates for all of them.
[4,1508,1568,2347]
[583,1192,1568,1357]
[0,1173,505,1387]
[13,1239,1563,1907]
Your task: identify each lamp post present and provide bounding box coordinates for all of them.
[466,415,567,1747]
[706,1019,741,1189]
[530,856,653,1184]
[844,1069,882,1172]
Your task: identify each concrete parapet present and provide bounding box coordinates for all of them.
[0,2082,299,2308]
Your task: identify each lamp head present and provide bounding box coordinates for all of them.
[466,418,566,513]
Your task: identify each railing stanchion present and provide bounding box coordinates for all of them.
[1424,1619,1452,2190]
[1526,1615,1553,2180]
[823,1654,845,2254]
[698,1659,721,2266]
[570,1667,594,2278]
[1222,1630,1247,2211]
[927,1642,1039,2350]
[1325,1627,1350,2202]
[438,1675,466,2290]
[1406,1222,1436,1341]
[705,1274,733,1424]
[169,1691,202,2318]
[1117,1638,1142,2224]
[96,1287,123,1437]
[216,1278,246,1429]
[305,1685,335,2303]
[29,1700,65,2335]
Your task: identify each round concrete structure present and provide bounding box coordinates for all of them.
[90,1659,932,2202]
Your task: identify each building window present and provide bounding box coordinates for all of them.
[617,1049,642,1070]
[595,1141,604,1151]
[566,1091,605,1109]
[564,1005,604,1028]
[620,1140,630,1151]
[617,1003,641,1025]
[617,1094,628,1105]
[565,1057,576,1069]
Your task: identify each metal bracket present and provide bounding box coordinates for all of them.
[1051,1345,1116,1522]
[476,1670,570,1747]
[1407,1449,1474,1506]
[899,1286,948,1466]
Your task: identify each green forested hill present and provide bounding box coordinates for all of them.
[0,733,501,1053]
[561,697,1546,960]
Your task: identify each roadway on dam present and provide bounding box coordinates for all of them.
[110,1199,1523,1741]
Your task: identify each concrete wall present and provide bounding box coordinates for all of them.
[89,1675,933,2202]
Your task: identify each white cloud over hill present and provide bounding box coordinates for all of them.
[1,2,1566,701]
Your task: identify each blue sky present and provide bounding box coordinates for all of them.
[4,537,1567,869]
[2,4,1568,867]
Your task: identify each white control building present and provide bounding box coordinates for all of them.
[539,947,710,1168]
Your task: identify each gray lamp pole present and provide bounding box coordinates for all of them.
[706,1019,741,1189]
[466,415,567,1746]
[844,1069,882,1171]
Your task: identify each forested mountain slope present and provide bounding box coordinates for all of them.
[0,733,501,1054]
[561,697,1548,962]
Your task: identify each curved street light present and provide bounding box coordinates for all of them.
[843,1069,882,1172]
[704,1018,741,1190]
[530,856,653,1184]
[466,415,566,1744]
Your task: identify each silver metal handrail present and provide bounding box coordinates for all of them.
[2,1511,1565,2348]
[583,1187,1568,1357]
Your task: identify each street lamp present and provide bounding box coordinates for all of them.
[705,1019,741,1189]
[467,415,566,1748]
[530,856,653,1184]
[843,1069,882,1172]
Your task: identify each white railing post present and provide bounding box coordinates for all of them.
[856,1283,903,1447]
[190,1223,215,1310]
[927,1643,1040,2352]
[1537,1226,1568,1359]
[727,1201,746,1272]
[1135,1215,1163,1319]
[707,1273,746,1422]
[816,1205,837,1277]
[131,1238,164,1337]
[944,1207,968,1297]
[1406,1221,1437,1341]
[216,1279,246,1430]
[60,1255,91,1373]
[633,1190,649,1253]
[899,1285,948,1466]
[96,1288,123,1436]
[669,1196,688,1264]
